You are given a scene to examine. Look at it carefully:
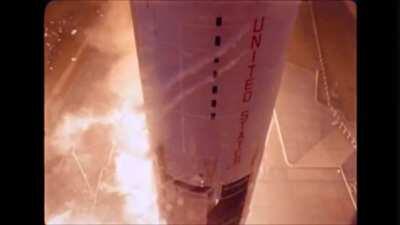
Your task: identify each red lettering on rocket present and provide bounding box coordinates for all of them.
[234,16,265,165]
[253,16,265,32]
[251,33,262,49]
[242,16,265,103]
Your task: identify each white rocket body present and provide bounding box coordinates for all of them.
[130,1,299,224]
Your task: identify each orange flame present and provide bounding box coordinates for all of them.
[45,1,166,223]
[45,52,164,225]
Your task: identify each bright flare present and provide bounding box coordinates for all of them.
[46,49,163,225]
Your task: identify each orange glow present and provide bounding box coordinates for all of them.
[45,52,164,224]
[44,2,164,222]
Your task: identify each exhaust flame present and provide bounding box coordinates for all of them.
[45,1,165,223]
[46,53,164,224]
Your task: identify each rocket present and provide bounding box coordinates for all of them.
[129,1,299,224]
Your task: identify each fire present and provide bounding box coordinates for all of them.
[45,46,164,225]
[45,1,166,223]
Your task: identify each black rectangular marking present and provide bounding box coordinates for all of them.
[213,70,218,77]
[215,36,221,46]
[211,113,216,120]
[211,100,217,107]
[212,85,218,94]
[216,17,222,26]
